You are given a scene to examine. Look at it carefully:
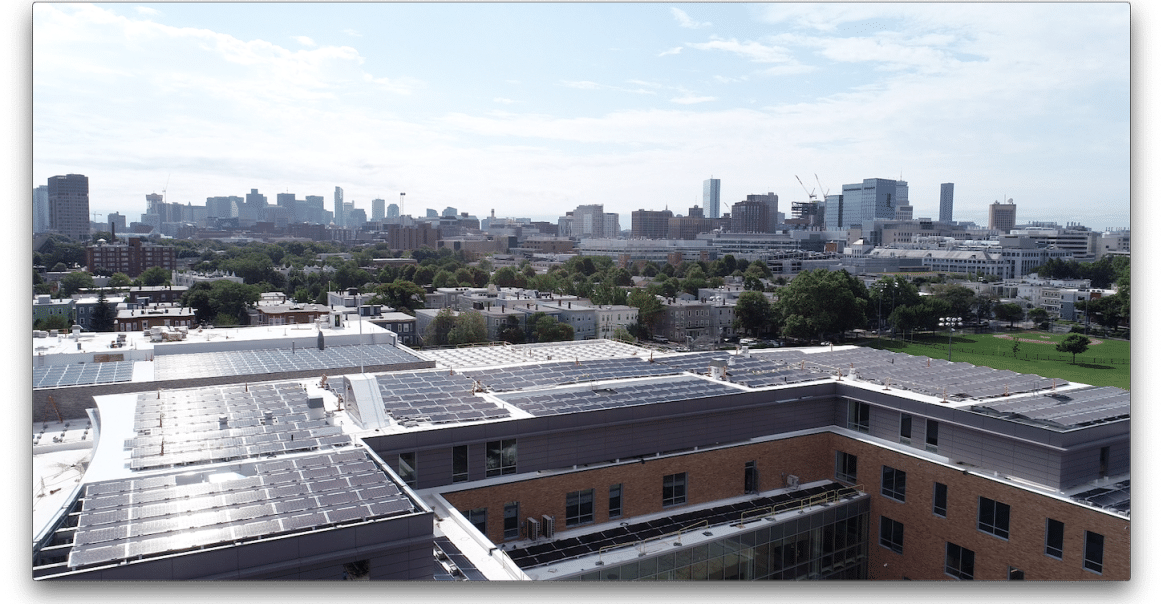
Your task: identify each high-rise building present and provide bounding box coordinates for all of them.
[334,187,344,227]
[33,185,50,234]
[107,212,126,231]
[939,183,954,223]
[702,178,721,219]
[372,198,386,221]
[442,207,458,218]
[206,196,242,220]
[746,193,778,232]
[836,178,907,229]
[47,174,90,241]
[989,199,1017,233]
[730,200,770,233]
[631,209,673,239]
[387,203,400,218]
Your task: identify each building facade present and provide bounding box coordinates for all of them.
[48,174,91,241]
[989,200,1017,233]
[85,237,177,278]
[703,178,721,219]
[939,183,955,223]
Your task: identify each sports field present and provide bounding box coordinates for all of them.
[860,330,1130,390]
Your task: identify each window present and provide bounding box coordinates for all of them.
[899,413,912,444]
[926,419,939,451]
[835,451,857,484]
[978,497,1011,539]
[879,516,904,554]
[933,482,948,517]
[452,445,468,483]
[1099,446,1110,477]
[398,452,417,487]
[503,502,520,539]
[486,439,517,477]
[847,401,869,433]
[663,473,687,507]
[945,542,975,580]
[565,489,594,526]
[881,466,906,502]
[744,461,758,494]
[467,508,487,535]
[1084,531,1104,574]
[608,484,623,519]
[1045,519,1064,558]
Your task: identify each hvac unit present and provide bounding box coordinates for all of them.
[525,517,540,540]
[541,515,556,539]
[786,474,800,489]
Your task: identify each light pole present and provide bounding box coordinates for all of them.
[939,316,961,361]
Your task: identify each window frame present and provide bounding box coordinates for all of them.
[848,401,870,433]
[565,489,595,527]
[503,501,520,540]
[662,472,687,507]
[397,452,417,488]
[486,439,517,477]
[881,466,906,502]
[608,484,623,519]
[452,444,469,483]
[925,419,940,451]
[879,516,904,554]
[1084,531,1104,574]
[835,451,857,484]
[899,413,912,445]
[933,482,948,517]
[977,496,1011,540]
[467,507,487,536]
[945,542,975,580]
[1045,518,1065,559]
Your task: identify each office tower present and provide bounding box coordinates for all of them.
[387,203,400,218]
[334,187,344,227]
[33,185,50,234]
[895,205,913,220]
[730,200,770,233]
[426,208,438,218]
[989,199,1017,233]
[442,207,458,217]
[245,188,267,209]
[702,178,721,219]
[372,198,385,221]
[835,178,907,229]
[348,208,367,229]
[603,212,620,238]
[571,204,606,238]
[206,196,242,219]
[939,183,954,223]
[746,192,778,232]
[47,174,90,241]
[631,209,674,239]
[823,194,844,229]
[107,212,126,231]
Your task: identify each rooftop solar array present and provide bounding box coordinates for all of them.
[462,358,681,392]
[374,371,511,425]
[68,450,415,569]
[497,376,742,417]
[653,351,824,388]
[434,536,488,581]
[970,386,1130,429]
[508,483,848,569]
[128,382,351,470]
[1072,480,1131,514]
[153,343,425,381]
[800,348,1058,400]
[419,339,653,369]
[32,361,134,389]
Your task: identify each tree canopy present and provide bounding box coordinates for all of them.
[777,269,869,342]
[1056,333,1091,364]
[733,291,774,336]
[181,280,261,326]
[91,290,116,332]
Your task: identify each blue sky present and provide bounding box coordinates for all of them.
[32,2,1130,229]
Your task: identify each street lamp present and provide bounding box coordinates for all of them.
[939,316,961,361]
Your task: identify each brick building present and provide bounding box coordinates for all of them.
[85,237,177,278]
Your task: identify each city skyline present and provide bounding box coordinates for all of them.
[33,3,1130,229]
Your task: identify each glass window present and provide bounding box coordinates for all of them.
[609,484,623,519]
[744,461,758,494]
[945,542,975,580]
[566,489,594,526]
[452,445,468,483]
[879,516,904,554]
[899,414,912,444]
[926,419,939,451]
[1084,531,1104,574]
[1099,446,1110,477]
[467,507,487,535]
[881,466,906,502]
[663,473,687,507]
[503,502,520,540]
[847,401,869,433]
[1045,519,1064,558]
[978,497,1011,539]
[834,451,857,484]
[398,452,417,488]
[486,439,517,477]
[933,482,948,517]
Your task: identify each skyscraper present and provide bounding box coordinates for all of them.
[837,178,907,228]
[334,187,344,227]
[702,178,721,219]
[939,183,954,223]
[746,192,778,232]
[989,199,1017,233]
[47,174,90,241]
[372,198,385,221]
[387,203,400,219]
[33,185,49,234]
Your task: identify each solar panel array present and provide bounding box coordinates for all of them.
[497,376,742,417]
[653,351,823,388]
[153,343,425,380]
[971,386,1130,429]
[374,371,511,425]
[1072,480,1131,514]
[419,339,651,369]
[68,450,415,569]
[462,358,681,392]
[128,382,350,470]
[32,361,134,388]
[434,536,488,581]
[802,348,1057,399]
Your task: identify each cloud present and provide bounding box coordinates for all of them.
[670,95,716,105]
[560,80,656,95]
[342,29,361,37]
[561,80,601,90]
[658,46,682,57]
[687,38,794,63]
[493,98,517,105]
[671,7,710,29]
[293,36,316,47]
[134,7,160,16]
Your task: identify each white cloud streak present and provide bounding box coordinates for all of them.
[670,7,710,29]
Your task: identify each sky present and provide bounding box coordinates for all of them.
[31,2,1131,229]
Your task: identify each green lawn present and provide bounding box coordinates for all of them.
[860,330,1130,391]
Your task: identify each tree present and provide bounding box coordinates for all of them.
[181,280,261,326]
[1028,307,1049,328]
[447,311,488,346]
[35,315,70,330]
[1011,338,1021,358]
[928,284,976,319]
[733,291,773,336]
[371,280,426,314]
[627,288,664,337]
[57,271,94,298]
[91,290,116,332]
[497,315,526,344]
[108,272,133,288]
[138,266,171,287]
[994,303,1024,328]
[777,269,869,342]
[533,314,574,343]
[491,266,524,288]
[1056,333,1090,364]
[424,308,459,347]
[611,326,634,343]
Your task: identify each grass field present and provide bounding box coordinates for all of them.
[860,330,1130,391]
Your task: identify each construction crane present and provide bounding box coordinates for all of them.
[815,174,830,198]
[795,175,817,201]
[91,211,102,223]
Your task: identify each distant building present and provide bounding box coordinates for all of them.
[939,183,954,222]
[33,185,50,234]
[387,203,400,218]
[48,174,90,241]
[372,198,386,221]
[729,200,770,234]
[745,192,778,232]
[107,212,127,232]
[631,209,673,239]
[702,178,721,219]
[989,199,1017,233]
[85,237,177,278]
